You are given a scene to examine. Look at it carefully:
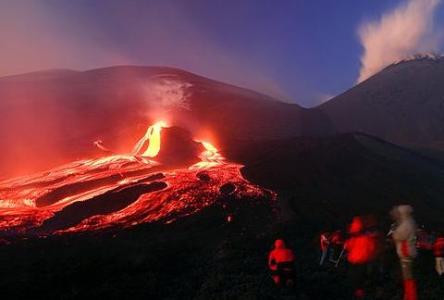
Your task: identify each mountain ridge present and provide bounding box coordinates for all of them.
[0,65,333,177]
[320,55,444,149]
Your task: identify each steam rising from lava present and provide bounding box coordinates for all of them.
[142,78,192,125]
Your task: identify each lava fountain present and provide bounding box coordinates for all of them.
[0,122,275,237]
[131,121,166,157]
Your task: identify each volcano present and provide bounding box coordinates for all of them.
[0,66,333,177]
[321,55,444,150]
[2,64,444,299]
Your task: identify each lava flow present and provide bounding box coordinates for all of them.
[0,122,274,236]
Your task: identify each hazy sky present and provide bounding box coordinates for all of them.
[1,0,444,107]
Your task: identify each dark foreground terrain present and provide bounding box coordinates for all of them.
[1,133,444,299]
[1,195,443,299]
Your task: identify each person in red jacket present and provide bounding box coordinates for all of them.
[433,233,444,276]
[416,227,432,250]
[268,239,296,287]
[345,216,379,299]
[331,230,344,245]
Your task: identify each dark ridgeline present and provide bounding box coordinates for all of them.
[0,66,333,178]
[320,55,444,151]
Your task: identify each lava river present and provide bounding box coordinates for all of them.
[0,123,274,236]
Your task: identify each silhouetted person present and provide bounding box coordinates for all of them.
[330,230,344,263]
[416,227,432,250]
[268,239,296,287]
[391,205,418,300]
[319,232,330,266]
[433,233,444,277]
[345,216,379,299]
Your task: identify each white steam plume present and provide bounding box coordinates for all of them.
[357,0,441,83]
[143,78,192,111]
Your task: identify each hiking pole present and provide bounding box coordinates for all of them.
[335,246,346,268]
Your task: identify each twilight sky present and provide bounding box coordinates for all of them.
[1,0,444,107]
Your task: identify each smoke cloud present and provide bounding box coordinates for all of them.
[357,0,441,83]
[139,77,193,128]
[144,78,192,111]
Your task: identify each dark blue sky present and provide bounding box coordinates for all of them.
[2,0,443,107]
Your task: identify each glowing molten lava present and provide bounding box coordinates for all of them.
[190,141,224,170]
[0,122,274,237]
[131,121,166,157]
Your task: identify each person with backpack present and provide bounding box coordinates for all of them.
[391,205,418,300]
[433,233,444,277]
[268,239,296,287]
[416,227,432,250]
[345,216,379,299]
[329,230,345,264]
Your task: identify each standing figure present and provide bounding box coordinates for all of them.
[391,205,418,300]
[433,233,444,277]
[268,239,296,287]
[319,232,330,266]
[330,230,345,264]
[345,216,379,299]
[416,227,432,250]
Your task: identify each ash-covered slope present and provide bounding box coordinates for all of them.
[0,66,333,177]
[320,56,444,149]
[227,132,444,227]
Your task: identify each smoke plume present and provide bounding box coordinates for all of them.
[357,0,441,83]
[144,78,192,111]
